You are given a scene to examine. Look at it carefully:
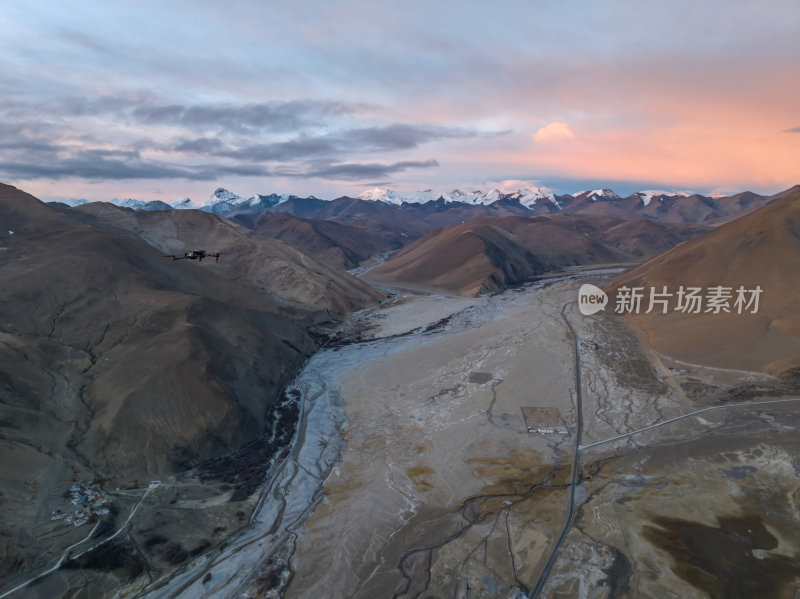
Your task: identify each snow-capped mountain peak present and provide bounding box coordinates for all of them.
[440,190,486,204]
[504,187,557,208]
[60,198,89,207]
[107,198,172,211]
[636,190,692,207]
[481,189,502,202]
[357,188,442,205]
[242,193,290,207]
[51,184,718,216]
[206,187,241,205]
[587,189,620,201]
[357,187,394,202]
[356,186,559,208]
[571,189,618,201]
[172,197,196,209]
[198,188,288,213]
[110,198,147,209]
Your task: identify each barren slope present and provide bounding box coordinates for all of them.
[72,202,383,317]
[233,211,407,270]
[604,218,711,258]
[0,184,378,580]
[610,188,800,373]
[366,214,706,296]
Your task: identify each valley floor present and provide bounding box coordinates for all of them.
[286,279,581,598]
[7,271,799,598]
[280,272,800,598]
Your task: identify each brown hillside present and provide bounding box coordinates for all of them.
[366,214,706,296]
[610,188,800,373]
[73,202,383,317]
[234,211,406,270]
[0,184,381,579]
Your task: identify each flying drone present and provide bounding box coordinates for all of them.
[163,249,222,262]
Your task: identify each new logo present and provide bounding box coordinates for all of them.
[578,284,608,315]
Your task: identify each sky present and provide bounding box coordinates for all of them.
[1,0,799,203]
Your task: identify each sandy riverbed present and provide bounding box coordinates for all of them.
[286,280,582,598]
[285,274,800,599]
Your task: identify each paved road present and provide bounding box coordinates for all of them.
[529,303,799,598]
[0,488,151,599]
[0,521,101,599]
[529,302,583,598]
[581,396,800,450]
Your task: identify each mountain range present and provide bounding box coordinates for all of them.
[50,185,797,276]
[56,184,798,225]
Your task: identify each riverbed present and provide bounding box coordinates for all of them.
[134,275,590,598]
[283,278,586,598]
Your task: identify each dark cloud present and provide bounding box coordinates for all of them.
[172,124,482,162]
[229,138,338,161]
[0,139,61,154]
[0,117,441,182]
[0,118,439,181]
[304,159,439,180]
[0,94,477,184]
[209,163,274,177]
[0,122,65,161]
[0,158,193,180]
[344,124,477,151]
[0,120,62,144]
[786,126,800,133]
[172,136,336,161]
[173,137,227,154]
[14,94,361,134]
[0,151,272,181]
[57,96,135,117]
[131,100,354,134]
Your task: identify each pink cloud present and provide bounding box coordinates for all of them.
[533,122,575,143]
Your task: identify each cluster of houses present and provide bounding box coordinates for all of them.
[50,482,112,527]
